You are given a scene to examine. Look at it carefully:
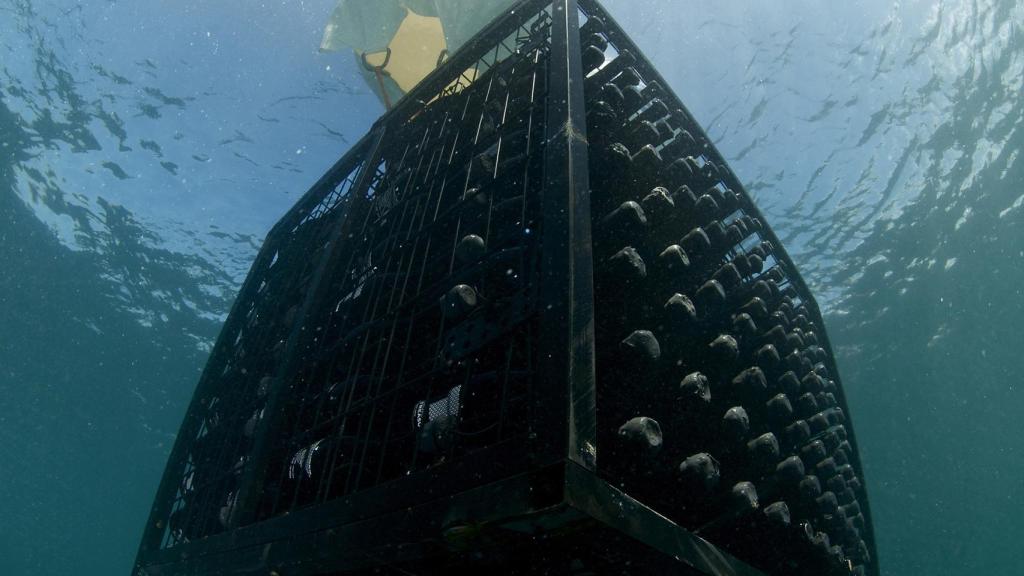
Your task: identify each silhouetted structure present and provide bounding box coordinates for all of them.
[134,1,878,574]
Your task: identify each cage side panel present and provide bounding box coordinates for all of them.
[240,3,560,527]
[135,3,572,573]
[134,240,279,557]
[577,1,877,575]
[229,126,392,529]
[134,135,377,566]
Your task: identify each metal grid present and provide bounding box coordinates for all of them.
[136,4,562,562]
[577,12,822,436]
[155,149,371,548]
[577,1,877,574]
[251,13,554,518]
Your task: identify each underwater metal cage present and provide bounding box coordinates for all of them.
[134,1,878,575]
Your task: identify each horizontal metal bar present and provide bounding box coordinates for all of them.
[564,461,768,576]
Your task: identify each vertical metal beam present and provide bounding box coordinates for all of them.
[228,125,389,529]
[535,0,597,469]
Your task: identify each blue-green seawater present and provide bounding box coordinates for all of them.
[1,1,1021,574]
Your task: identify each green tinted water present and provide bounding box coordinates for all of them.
[2,1,1021,573]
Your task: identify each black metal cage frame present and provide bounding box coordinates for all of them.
[134,2,877,575]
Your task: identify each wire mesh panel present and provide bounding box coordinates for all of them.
[577,2,878,575]
[252,11,555,518]
[135,3,564,573]
[145,140,374,551]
